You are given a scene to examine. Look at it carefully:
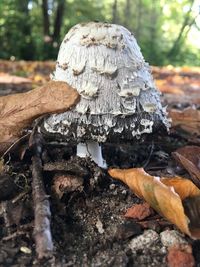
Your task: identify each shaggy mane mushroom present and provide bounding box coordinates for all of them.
[41,22,169,168]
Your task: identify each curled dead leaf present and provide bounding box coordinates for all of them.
[108,168,200,239]
[172,146,200,188]
[0,81,80,156]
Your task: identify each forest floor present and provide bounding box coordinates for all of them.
[0,60,200,267]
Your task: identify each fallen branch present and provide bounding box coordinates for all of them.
[30,130,53,260]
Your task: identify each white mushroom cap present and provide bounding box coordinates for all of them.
[43,22,169,143]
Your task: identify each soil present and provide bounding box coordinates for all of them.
[0,136,198,267]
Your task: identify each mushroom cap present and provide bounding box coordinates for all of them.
[42,22,169,143]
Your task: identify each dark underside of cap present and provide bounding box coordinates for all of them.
[40,111,167,144]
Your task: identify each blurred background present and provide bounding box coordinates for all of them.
[0,0,200,66]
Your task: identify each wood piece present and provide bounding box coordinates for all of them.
[30,131,53,260]
[43,160,89,176]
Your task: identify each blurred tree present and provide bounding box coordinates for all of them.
[124,0,131,27]
[0,0,199,65]
[41,0,66,58]
[167,0,196,59]
[112,0,118,23]
[0,0,36,60]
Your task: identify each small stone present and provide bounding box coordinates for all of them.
[160,230,188,247]
[167,244,195,267]
[121,190,127,195]
[96,218,104,234]
[20,246,32,254]
[129,230,160,251]
[125,202,152,220]
[113,190,118,195]
[109,183,116,190]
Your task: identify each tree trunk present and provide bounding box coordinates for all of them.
[135,0,143,40]
[148,0,158,62]
[124,0,131,28]
[112,0,118,24]
[17,0,34,59]
[52,0,65,42]
[167,0,195,58]
[42,0,50,37]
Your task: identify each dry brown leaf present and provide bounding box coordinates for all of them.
[108,168,200,239]
[172,146,200,188]
[0,81,80,156]
[169,108,200,135]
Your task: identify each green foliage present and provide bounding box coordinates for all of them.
[0,0,199,65]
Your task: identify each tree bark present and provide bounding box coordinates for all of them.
[167,0,195,58]
[42,0,50,37]
[52,0,65,42]
[112,0,118,24]
[124,0,131,28]
[135,0,143,40]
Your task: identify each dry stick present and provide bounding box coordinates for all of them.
[30,130,54,260]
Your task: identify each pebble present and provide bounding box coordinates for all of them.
[20,246,32,254]
[129,230,160,251]
[160,230,188,247]
[121,190,127,195]
[96,218,104,234]
[109,183,116,190]
[167,244,195,267]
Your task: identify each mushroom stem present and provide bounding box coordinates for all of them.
[77,141,107,169]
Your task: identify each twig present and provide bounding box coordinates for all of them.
[30,129,54,260]
[2,223,33,241]
[1,201,11,235]
[1,132,30,158]
[143,141,154,169]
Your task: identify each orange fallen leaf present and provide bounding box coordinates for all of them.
[125,202,153,220]
[172,146,200,188]
[155,79,184,95]
[108,168,200,239]
[0,81,80,156]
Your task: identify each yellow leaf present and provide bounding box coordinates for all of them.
[108,168,200,239]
